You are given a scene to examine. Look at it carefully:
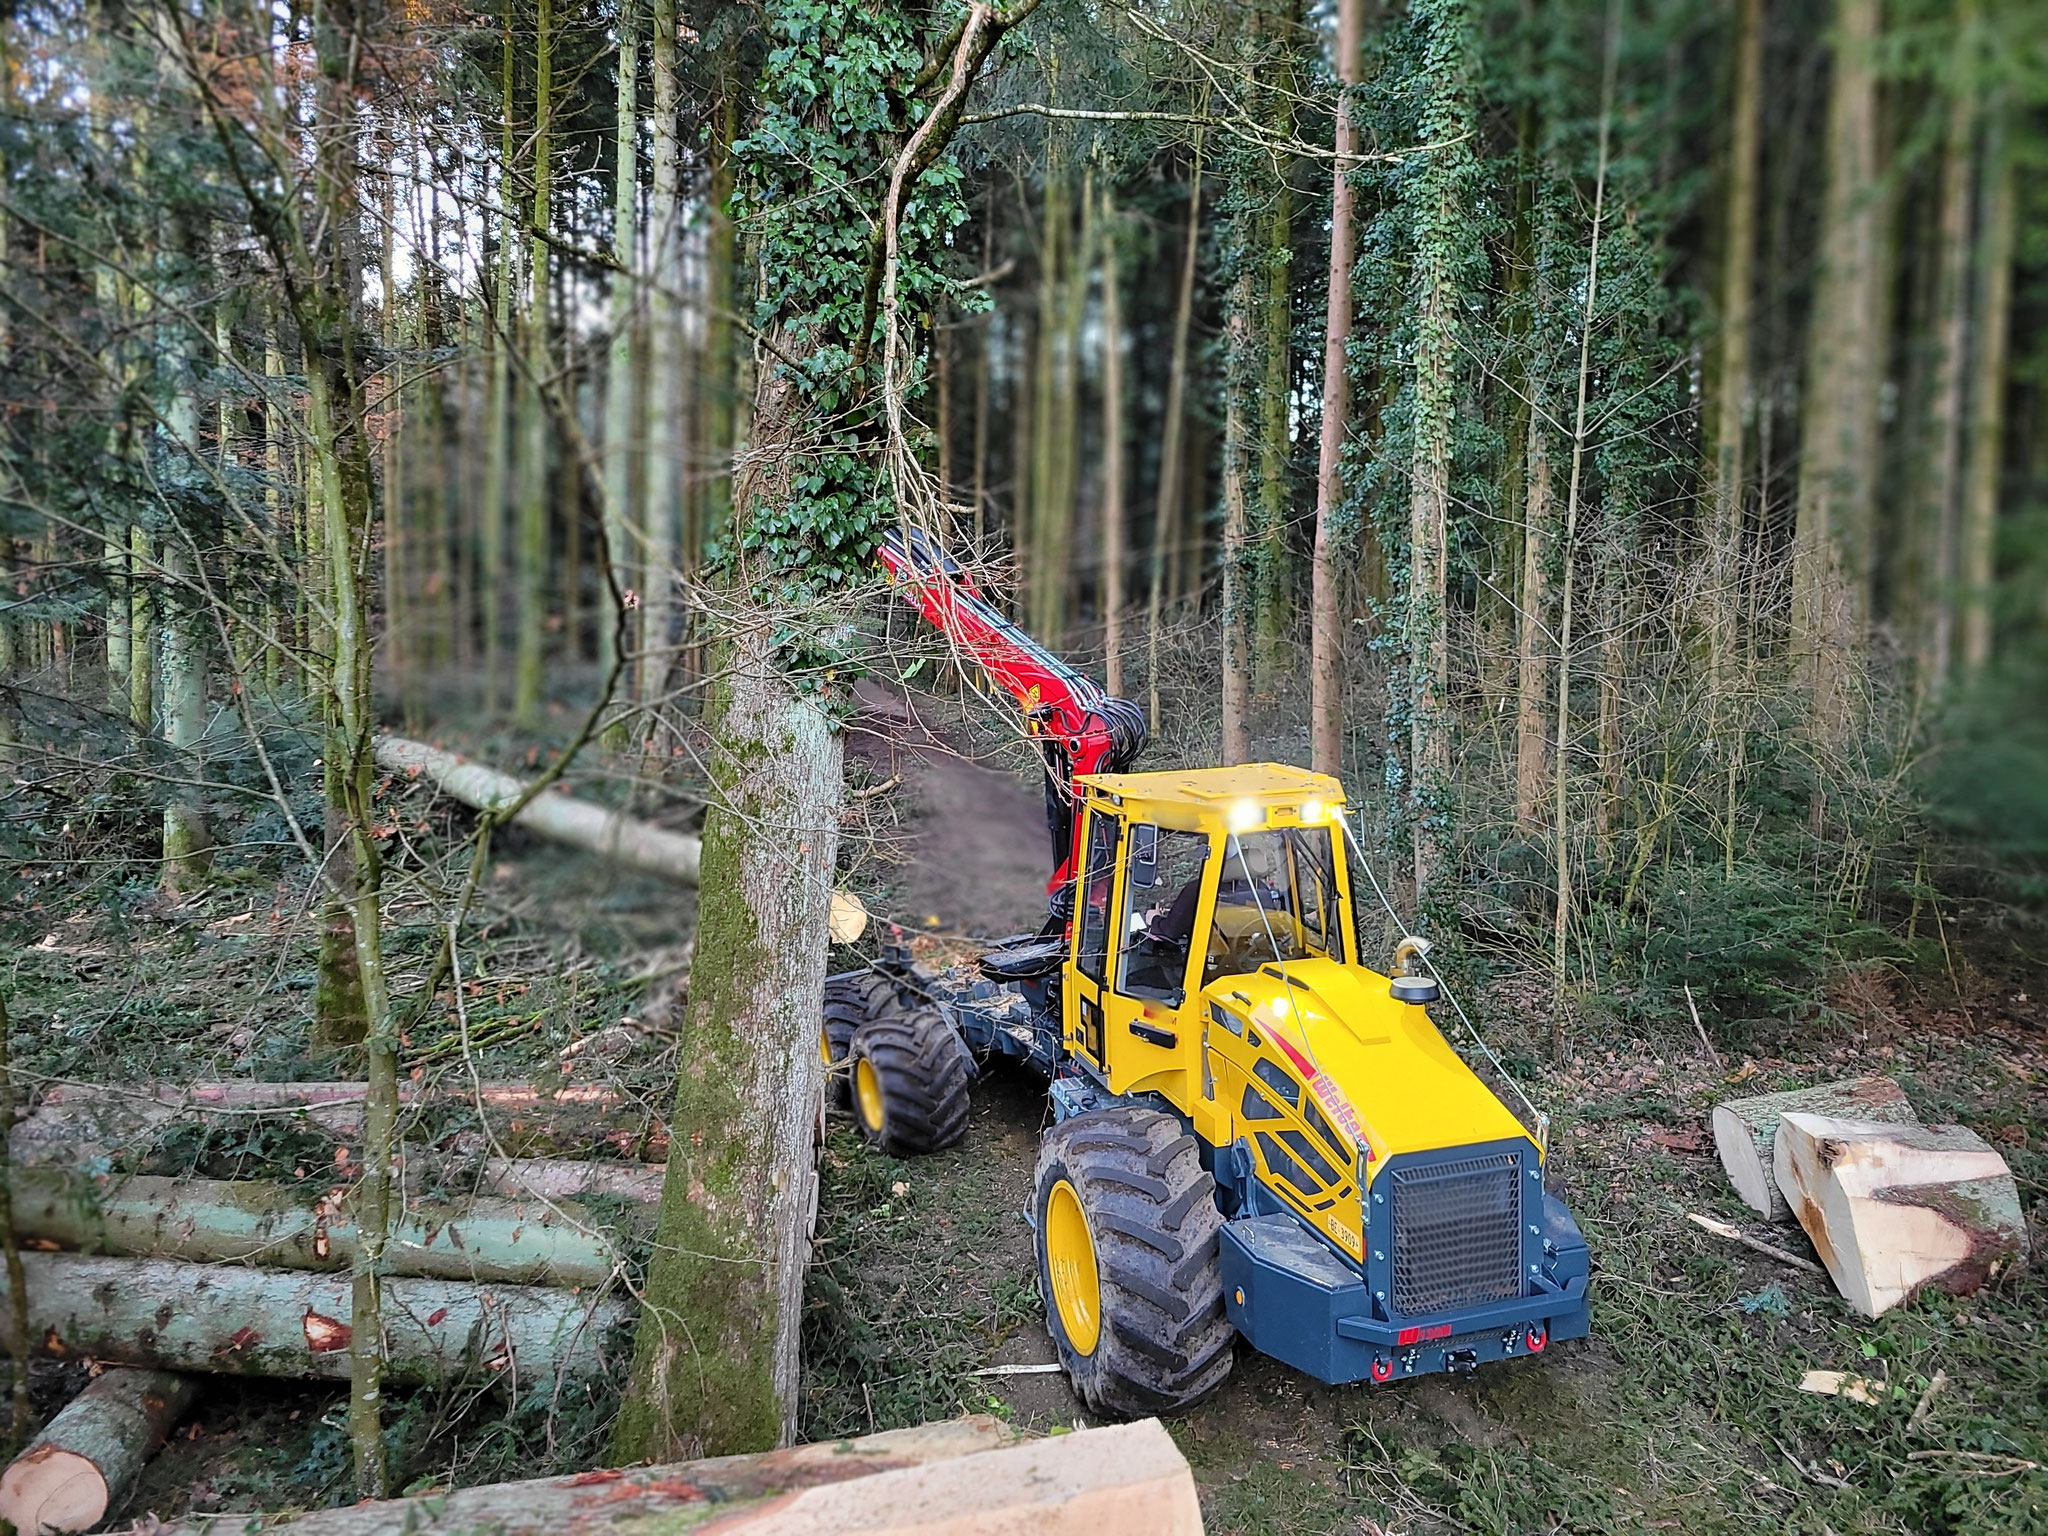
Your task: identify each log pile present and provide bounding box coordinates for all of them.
[0,1077,660,1531]
[1710,1076,2031,1318]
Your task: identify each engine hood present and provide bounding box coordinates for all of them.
[1205,957,1534,1167]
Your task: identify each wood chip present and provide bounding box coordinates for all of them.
[1798,1370,1888,1405]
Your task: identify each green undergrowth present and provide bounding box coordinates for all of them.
[801,1101,1044,1438]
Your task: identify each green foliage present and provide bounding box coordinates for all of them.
[728,0,979,604]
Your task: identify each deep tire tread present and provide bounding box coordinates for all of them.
[1034,1105,1236,1417]
[822,972,901,1110]
[848,1006,973,1156]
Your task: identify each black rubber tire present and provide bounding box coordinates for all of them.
[822,972,900,1110]
[846,1006,972,1155]
[1033,1104,1235,1417]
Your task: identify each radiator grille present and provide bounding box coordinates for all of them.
[1390,1152,1523,1315]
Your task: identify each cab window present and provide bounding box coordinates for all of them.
[1204,827,1350,981]
[1076,810,1119,984]
[1117,826,1210,1003]
[1290,827,1346,962]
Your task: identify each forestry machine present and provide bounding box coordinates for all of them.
[822,530,1590,1416]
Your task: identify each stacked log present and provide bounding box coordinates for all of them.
[17,1079,668,1167]
[8,1169,639,1287]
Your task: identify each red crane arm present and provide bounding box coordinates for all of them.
[879,530,1146,899]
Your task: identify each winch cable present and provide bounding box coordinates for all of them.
[1226,831,1320,1075]
[1339,813,1551,1154]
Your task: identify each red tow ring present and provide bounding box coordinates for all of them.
[1526,1327,1548,1353]
[1370,1357,1394,1382]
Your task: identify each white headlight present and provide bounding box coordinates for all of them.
[1300,798,1324,825]
[1228,799,1264,833]
[1270,996,1290,1018]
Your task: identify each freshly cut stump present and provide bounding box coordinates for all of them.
[822,971,901,1111]
[0,1368,195,1534]
[847,1006,972,1156]
[1774,1113,2029,1317]
[1034,1105,1235,1417]
[1712,1077,1914,1222]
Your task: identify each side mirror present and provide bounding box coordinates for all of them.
[1129,824,1158,888]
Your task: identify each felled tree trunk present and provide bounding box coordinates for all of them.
[18,1079,665,1166]
[7,1170,639,1287]
[0,1369,194,1534]
[150,1417,1203,1536]
[1713,1076,1915,1222]
[0,1252,630,1383]
[1774,1113,2030,1317]
[374,735,701,885]
[155,1417,1022,1536]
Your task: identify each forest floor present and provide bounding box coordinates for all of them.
[1,692,2044,1532]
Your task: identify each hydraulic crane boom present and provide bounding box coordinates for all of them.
[878,529,1146,897]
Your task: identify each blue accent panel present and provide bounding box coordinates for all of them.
[1223,1134,1596,1386]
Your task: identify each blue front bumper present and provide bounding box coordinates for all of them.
[1217,1181,1592,1387]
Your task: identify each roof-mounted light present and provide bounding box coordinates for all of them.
[1228,799,1265,833]
[1300,797,1324,825]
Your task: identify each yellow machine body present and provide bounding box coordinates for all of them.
[1058,763,1532,1262]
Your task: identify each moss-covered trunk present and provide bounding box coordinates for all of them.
[616,622,841,1458]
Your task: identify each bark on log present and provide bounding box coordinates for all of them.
[1774,1113,2030,1317]
[374,735,700,884]
[0,1369,194,1534]
[18,1081,666,1166]
[0,1253,629,1383]
[8,1169,640,1286]
[1712,1076,1914,1222]
[148,1417,1201,1536]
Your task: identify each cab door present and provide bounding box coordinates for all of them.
[1064,805,1121,1069]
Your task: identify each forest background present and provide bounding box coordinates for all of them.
[0,0,2045,1524]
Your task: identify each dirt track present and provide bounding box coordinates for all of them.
[846,681,1052,938]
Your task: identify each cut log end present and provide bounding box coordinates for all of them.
[1713,1077,1914,1222]
[1775,1113,2030,1318]
[0,1446,111,1536]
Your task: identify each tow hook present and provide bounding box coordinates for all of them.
[1444,1347,1479,1375]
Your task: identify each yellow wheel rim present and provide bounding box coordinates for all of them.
[820,1027,834,1066]
[855,1056,885,1132]
[1044,1178,1101,1356]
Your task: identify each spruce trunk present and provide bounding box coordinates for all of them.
[1309,0,1361,778]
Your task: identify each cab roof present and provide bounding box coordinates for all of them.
[1078,762,1343,812]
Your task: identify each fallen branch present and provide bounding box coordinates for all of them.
[374,735,700,885]
[1685,1212,1827,1276]
[0,1368,195,1534]
[0,1252,629,1384]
